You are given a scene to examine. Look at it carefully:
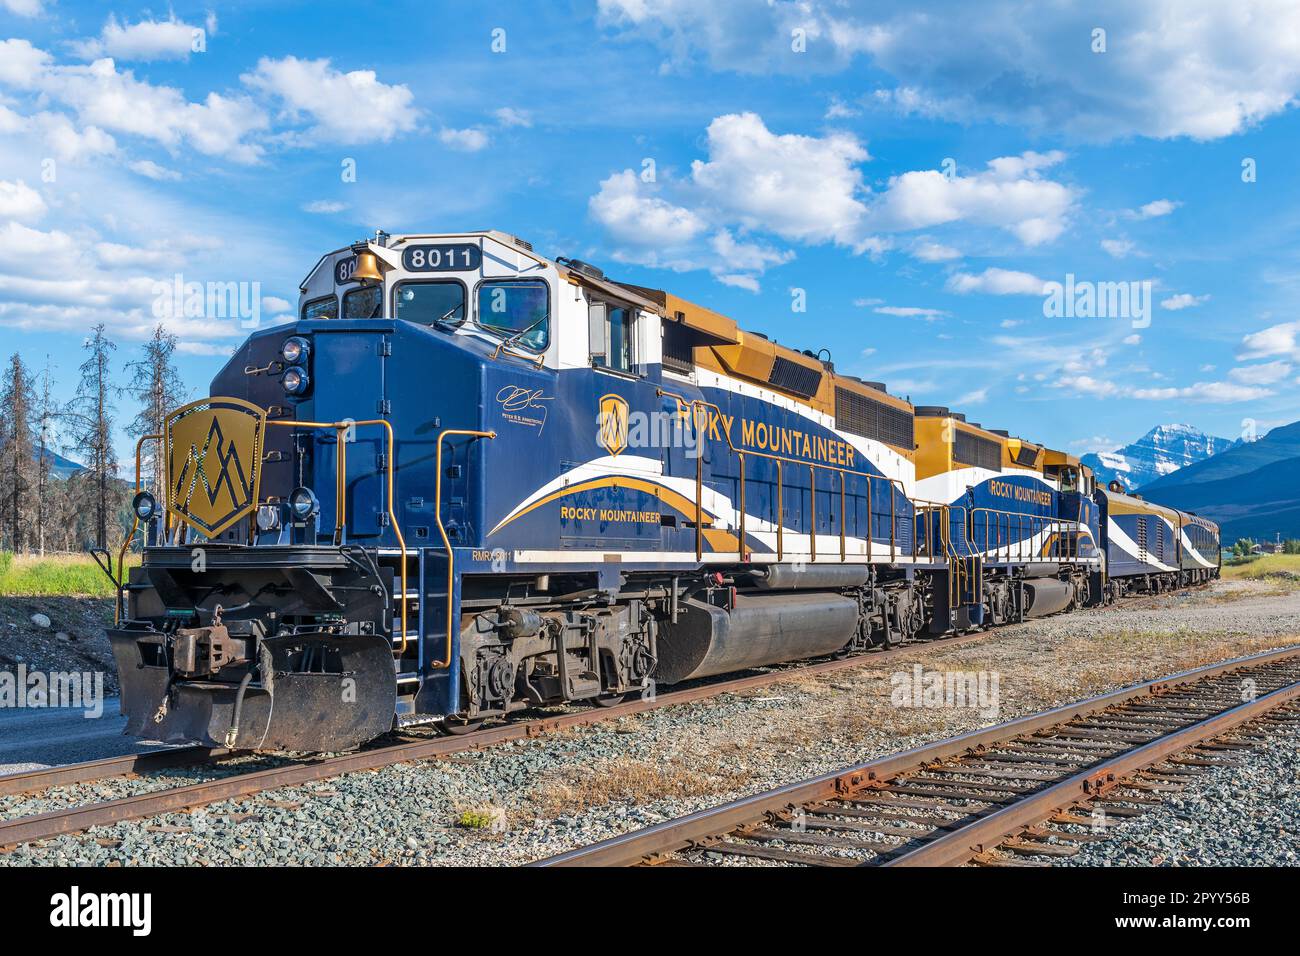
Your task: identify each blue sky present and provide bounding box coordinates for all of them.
[3,0,1300,469]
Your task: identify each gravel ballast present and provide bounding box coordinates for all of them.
[1,579,1298,866]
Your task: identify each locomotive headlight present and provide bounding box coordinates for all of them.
[280,335,311,364]
[282,365,310,395]
[289,487,320,520]
[131,491,158,521]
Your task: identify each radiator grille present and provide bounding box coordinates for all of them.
[834,387,915,449]
[767,356,822,398]
[953,431,1003,472]
[661,322,695,375]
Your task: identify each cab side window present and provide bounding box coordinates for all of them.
[343,285,382,319]
[302,295,337,321]
[589,299,637,374]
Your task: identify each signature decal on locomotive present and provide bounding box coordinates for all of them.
[597,393,630,456]
[495,385,552,433]
[165,397,266,537]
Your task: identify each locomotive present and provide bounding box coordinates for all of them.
[100,230,1220,752]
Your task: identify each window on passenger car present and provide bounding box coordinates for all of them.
[302,295,338,321]
[395,281,465,326]
[343,285,383,319]
[476,279,548,351]
[589,301,637,374]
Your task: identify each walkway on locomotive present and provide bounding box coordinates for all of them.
[287,230,1101,574]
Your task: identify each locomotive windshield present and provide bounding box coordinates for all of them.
[396,280,465,326]
[476,278,549,351]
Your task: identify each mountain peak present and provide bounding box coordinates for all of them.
[1081,423,1236,490]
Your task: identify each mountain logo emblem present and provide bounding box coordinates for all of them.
[597,393,630,457]
[165,397,266,537]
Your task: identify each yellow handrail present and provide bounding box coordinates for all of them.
[267,418,411,653]
[433,428,497,669]
[671,393,925,562]
[970,507,1083,562]
[114,433,162,623]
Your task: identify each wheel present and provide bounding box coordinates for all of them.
[591,692,629,708]
[439,716,485,735]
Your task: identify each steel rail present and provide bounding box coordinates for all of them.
[532,644,1300,867]
[885,679,1300,867]
[0,630,994,848]
[0,746,220,799]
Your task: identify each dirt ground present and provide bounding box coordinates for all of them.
[0,597,119,695]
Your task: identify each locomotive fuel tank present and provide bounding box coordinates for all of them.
[1022,577,1072,618]
[654,592,859,683]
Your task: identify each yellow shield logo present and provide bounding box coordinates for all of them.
[165,397,266,537]
[597,393,630,457]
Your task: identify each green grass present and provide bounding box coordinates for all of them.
[1222,553,1300,581]
[0,552,138,597]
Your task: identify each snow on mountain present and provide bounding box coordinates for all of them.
[1080,424,1237,491]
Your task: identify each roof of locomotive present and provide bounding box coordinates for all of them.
[305,230,1079,462]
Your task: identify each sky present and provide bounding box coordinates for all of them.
[3,0,1300,470]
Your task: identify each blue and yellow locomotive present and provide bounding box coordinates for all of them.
[104,230,1219,751]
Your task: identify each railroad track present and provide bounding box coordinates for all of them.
[0,629,992,849]
[535,645,1300,867]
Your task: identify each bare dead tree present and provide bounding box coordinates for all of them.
[125,324,186,508]
[63,324,119,550]
[0,353,37,553]
[33,358,55,555]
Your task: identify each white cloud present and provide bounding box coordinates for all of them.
[34,111,116,162]
[176,340,238,357]
[947,268,1048,295]
[1056,375,1121,397]
[869,150,1074,246]
[710,229,793,272]
[0,39,51,87]
[1101,238,1136,258]
[72,15,201,62]
[0,179,47,222]
[0,49,270,163]
[1123,333,1141,345]
[1130,382,1273,403]
[1,0,45,16]
[825,96,859,119]
[1240,321,1300,360]
[1229,360,1291,384]
[589,169,707,246]
[874,305,948,320]
[493,107,532,127]
[955,387,988,405]
[242,56,418,145]
[1128,199,1180,219]
[0,0,43,17]
[1160,292,1210,310]
[438,126,489,152]
[128,159,181,181]
[602,1,1300,141]
[690,112,870,247]
[303,200,347,214]
[262,295,293,314]
[716,274,760,292]
[911,240,961,262]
